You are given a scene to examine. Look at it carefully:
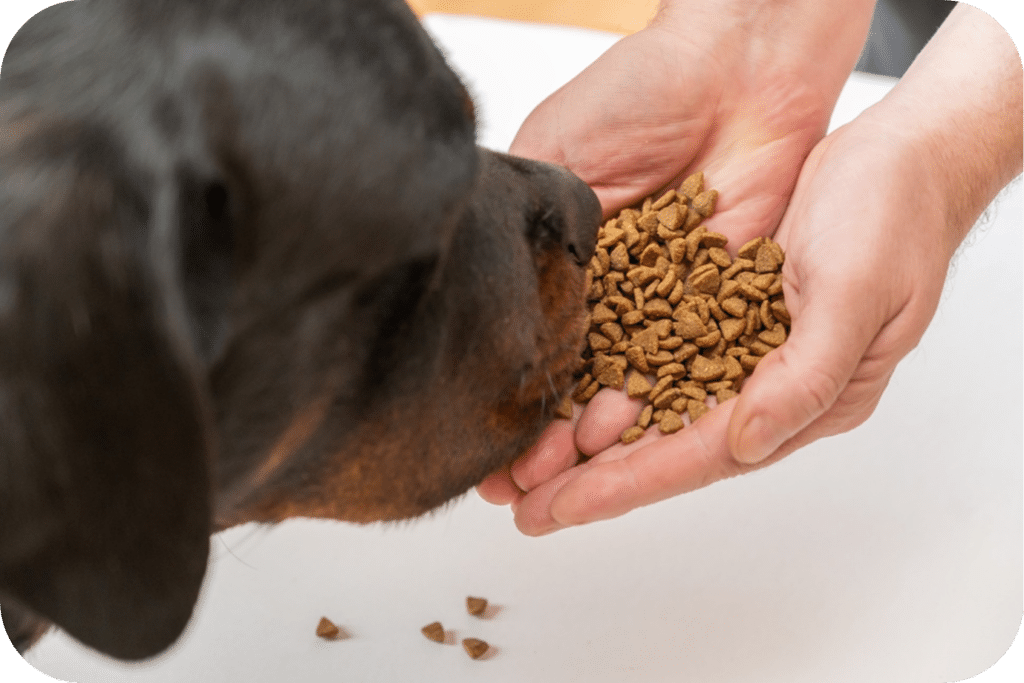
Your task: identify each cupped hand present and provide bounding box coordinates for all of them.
[482,110,957,534]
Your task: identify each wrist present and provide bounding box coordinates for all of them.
[651,0,875,105]
[861,4,1022,250]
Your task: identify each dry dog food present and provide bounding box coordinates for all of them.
[315,616,341,640]
[421,621,446,643]
[573,172,790,443]
[462,638,489,659]
[466,596,488,616]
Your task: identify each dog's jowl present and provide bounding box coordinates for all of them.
[0,0,599,660]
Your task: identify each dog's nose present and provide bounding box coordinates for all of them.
[532,161,601,266]
[558,169,601,266]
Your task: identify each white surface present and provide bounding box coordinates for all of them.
[2,8,1022,683]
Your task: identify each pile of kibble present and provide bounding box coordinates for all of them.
[568,172,790,444]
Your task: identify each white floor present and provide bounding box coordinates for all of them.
[4,12,1022,683]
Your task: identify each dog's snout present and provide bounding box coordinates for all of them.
[559,171,601,266]
[522,160,600,267]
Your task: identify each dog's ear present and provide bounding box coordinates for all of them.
[0,121,213,659]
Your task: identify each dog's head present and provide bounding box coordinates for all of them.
[0,0,599,661]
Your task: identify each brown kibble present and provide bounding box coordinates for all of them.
[591,302,618,324]
[652,387,683,409]
[758,322,787,347]
[610,242,630,271]
[679,171,704,199]
[632,327,661,354]
[673,309,707,339]
[643,298,674,319]
[719,317,746,342]
[687,399,710,422]
[621,309,645,326]
[770,299,791,324]
[708,247,732,268]
[657,203,684,230]
[687,263,720,295]
[648,375,673,402]
[595,363,625,390]
[645,350,674,367]
[624,345,650,373]
[588,332,612,352]
[627,372,653,399]
[316,617,341,640]
[737,236,765,260]
[652,189,677,210]
[621,425,646,444]
[463,638,489,659]
[659,409,685,434]
[690,355,726,381]
[656,362,687,379]
[740,354,761,372]
[555,395,574,420]
[692,189,718,217]
[597,226,625,248]
[754,241,781,273]
[637,404,654,428]
[575,379,599,402]
[467,597,488,616]
[421,622,445,643]
[578,174,788,437]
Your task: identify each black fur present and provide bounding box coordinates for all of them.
[1,0,599,661]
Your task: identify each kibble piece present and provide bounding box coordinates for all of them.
[673,310,707,339]
[627,372,653,399]
[687,399,710,422]
[621,425,646,444]
[652,189,677,210]
[692,189,719,217]
[690,355,726,381]
[316,617,341,640]
[421,622,445,643]
[588,332,612,351]
[592,302,618,324]
[555,395,574,420]
[624,345,650,373]
[637,404,654,428]
[719,317,746,342]
[770,299,791,324]
[659,409,685,434]
[679,171,704,199]
[737,236,765,260]
[467,597,488,616]
[463,638,489,660]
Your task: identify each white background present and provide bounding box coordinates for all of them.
[2,1,1022,682]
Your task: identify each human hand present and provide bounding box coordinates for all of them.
[483,2,1020,535]
[483,109,958,534]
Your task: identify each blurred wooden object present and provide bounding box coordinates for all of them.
[405,0,658,34]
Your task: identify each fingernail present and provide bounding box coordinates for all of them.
[734,415,777,465]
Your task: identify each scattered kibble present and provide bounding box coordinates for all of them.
[462,637,489,659]
[421,621,445,643]
[466,596,487,616]
[315,617,341,640]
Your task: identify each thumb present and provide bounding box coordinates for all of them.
[727,275,880,465]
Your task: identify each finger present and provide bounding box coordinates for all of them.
[476,464,522,506]
[543,399,743,528]
[727,277,880,465]
[510,418,579,492]
[574,387,644,456]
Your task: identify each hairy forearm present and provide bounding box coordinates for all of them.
[652,0,877,104]
[865,3,1023,250]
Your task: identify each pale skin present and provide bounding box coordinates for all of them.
[478,0,1023,535]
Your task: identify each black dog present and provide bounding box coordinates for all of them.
[0,0,599,660]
